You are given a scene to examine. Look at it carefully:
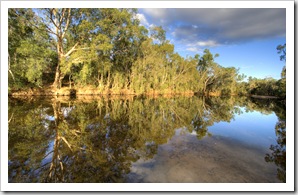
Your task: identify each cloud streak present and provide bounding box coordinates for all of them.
[140,8,286,49]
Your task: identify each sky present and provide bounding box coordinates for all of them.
[137,8,286,80]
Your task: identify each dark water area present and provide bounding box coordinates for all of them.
[8,95,286,183]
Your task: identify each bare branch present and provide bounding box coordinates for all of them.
[8,112,14,124]
[61,8,71,39]
[63,42,79,57]
[73,47,90,51]
[49,8,59,29]
[59,8,66,27]
[43,150,54,160]
[32,161,52,173]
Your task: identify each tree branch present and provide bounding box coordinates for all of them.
[63,42,79,57]
[73,47,90,51]
[60,136,73,152]
[61,8,71,39]
[8,112,14,124]
[59,8,66,27]
[8,54,15,82]
[49,9,59,29]
[11,9,58,36]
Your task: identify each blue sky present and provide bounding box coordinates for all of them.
[137,8,286,79]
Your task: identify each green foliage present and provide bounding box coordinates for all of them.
[8,8,284,98]
[277,43,286,62]
[276,43,286,98]
[150,25,166,43]
[8,8,56,89]
[245,77,285,98]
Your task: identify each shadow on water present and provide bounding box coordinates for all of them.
[8,95,286,183]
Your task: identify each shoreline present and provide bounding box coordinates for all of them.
[8,86,195,97]
[8,86,284,100]
[250,94,280,99]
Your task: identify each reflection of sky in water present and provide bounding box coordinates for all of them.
[127,107,282,183]
[41,140,55,166]
[208,108,278,148]
[45,115,55,121]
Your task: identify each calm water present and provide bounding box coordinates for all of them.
[8,95,286,183]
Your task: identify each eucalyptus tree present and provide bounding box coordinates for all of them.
[8,8,32,84]
[207,66,240,95]
[30,9,115,89]
[8,8,56,88]
[196,49,220,94]
[277,43,286,79]
[98,8,147,91]
[276,43,286,99]
[9,8,248,96]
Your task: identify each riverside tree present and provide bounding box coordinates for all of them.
[8,8,247,96]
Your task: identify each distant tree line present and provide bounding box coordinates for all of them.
[237,44,286,98]
[8,8,285,98]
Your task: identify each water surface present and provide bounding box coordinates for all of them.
[8,96,286,183]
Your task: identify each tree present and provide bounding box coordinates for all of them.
[9,8,247,96]
[8,9,56,88]
[196,49,220,94]
[277,43,286,62]
[23,9,121,89]
[277,43,286,79]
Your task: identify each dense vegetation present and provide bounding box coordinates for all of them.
[8,8,286,184]
[8,8,285,98]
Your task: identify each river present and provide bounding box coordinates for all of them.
[8,95,286,183]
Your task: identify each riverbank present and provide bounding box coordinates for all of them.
[250,94,280,99]
[8,86,284,100]
[9,85,195,97]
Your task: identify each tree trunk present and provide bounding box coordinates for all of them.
[47,100,64,182]
[8,54,15,82]
[53,37,64,89]
[69,74,72,89]
[53,64,62,89]
[203,77,209,95]
[52,9,64,89]
[53,63,65,89]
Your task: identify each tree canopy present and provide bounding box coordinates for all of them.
[8,8,285,98]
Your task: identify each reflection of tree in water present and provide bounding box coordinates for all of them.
[244,97,286,183]
[192,96,244,139]
[8,99,52,182]
[265,119,286,183]
[8,96,284,182]
[263,99,286,183]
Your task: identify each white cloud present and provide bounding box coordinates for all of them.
[142,8,167,19]
[136,13,149,27]
[186,47,202,53]
[195,40,219,47]
[187,40,219,47]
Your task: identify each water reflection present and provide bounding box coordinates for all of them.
[8,96,286,183]
[264,100,286,183]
